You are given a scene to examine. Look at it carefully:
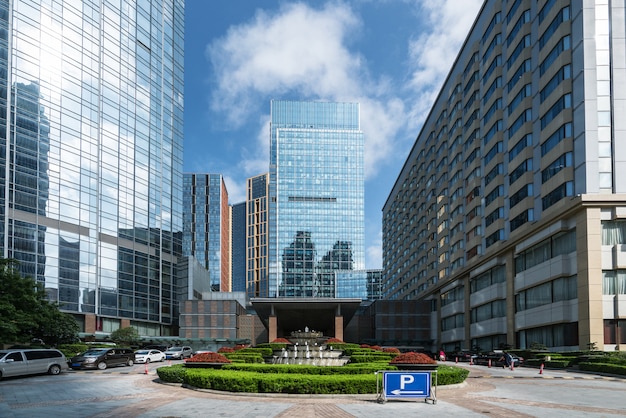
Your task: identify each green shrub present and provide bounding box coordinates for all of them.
[224,352,265,363]
[348,353,394,363]
[156,364,187,383]
[579,362,626,376]
[155,361,469,393]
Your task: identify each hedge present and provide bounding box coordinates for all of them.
[156,362,469,393]
[578,362,626,376]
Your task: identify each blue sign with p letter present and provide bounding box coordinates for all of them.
[383,371,431,399]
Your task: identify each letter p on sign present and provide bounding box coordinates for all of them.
[400,374,414,389]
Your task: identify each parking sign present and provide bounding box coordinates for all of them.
[383,371,431,399]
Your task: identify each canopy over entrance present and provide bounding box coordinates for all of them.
[251,298,362,340]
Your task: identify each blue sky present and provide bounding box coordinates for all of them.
[183,0,483,269]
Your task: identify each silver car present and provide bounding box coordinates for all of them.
[0,349,68,380]
[164,346,193,359]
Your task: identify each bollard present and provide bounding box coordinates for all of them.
[539,363,544,374]
[488,359,491,368]
[469,356,473,366]
[144,363,149,375]
[455,356,458,364]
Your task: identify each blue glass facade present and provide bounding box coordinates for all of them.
[268,100,365,297]
[182,173,230,292]
[0,0,184,334]
[231,201,246,292]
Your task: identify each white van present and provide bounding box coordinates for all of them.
[0,348,68,380]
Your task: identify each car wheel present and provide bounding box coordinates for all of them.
[97,361,107,370]
[48,364,62,375]
[126,358,134,366]
[145,358,150,363]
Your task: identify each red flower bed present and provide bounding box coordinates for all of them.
[383,347,401,354]
[370,345,382,351]
[187,352,231,363]
[271,338,291,344]
[217,347,235,353]
[325,338,344,344]
[389,352,436,365]
[360,344,370,348]
[233,344,248,351]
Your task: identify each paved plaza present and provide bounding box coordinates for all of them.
[0,362,625,417]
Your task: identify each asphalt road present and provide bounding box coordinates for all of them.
[0,360,625,417]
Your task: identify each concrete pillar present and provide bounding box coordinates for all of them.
[334,316,344,341]
[269,315,277,342]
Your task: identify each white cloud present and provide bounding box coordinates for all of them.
[405,0,483,128]
[207,2,409,182]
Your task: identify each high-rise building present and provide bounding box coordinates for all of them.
[0,0,184,336]
[182,173,231,292]
[246,173,269,298]
[231,201,247,292]
[383,0,626,353]
[268,100,365,298]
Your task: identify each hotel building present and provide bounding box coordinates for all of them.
[383,0,626,352]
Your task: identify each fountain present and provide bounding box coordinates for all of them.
[270,328,350,366]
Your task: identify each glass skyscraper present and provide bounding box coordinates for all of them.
[1,0,184,336]
[182,173,230,292]
[268,100,365,298]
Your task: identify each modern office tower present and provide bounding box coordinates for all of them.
[383,0,626,353]
[246,173,269,298]
[183,173,231,292]
[268,100,365,298]
[0,0,184,336]
[231,201,247,292]
[335,270,384,300]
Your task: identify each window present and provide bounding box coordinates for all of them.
[484,120,503,145]
[510,158,532,184]
[541,94,572,130]
[485,185,503,206]
[542,181,573,210]
[464,71,479,94]
[507,34,531,70]
[483,55,502,85]
[509,109,532,139]
[541,123,572,156]
[510,184,532,208]
[471,299,506,322]
[539,0,557,23]
[508,59,531,92]
[510,208,534,231]
[483,98,502,125]
[510,134,532,161]
[484,141,503,165]
[506,0,522,24]
[483,76,502,104]
[602,220,626,245]
[514,230,576,273]
[482,12,502,45]
[540,36,571,76]
[602,270,626,295]
[540,65,571,103]
[516,275,577,311]
[485,163,503,186]
[539,7,570,50]
[508,84,532,115]
[506,9,531,47]
[542,152,572,183]
[483,33,502,64]
[485,207,503,226]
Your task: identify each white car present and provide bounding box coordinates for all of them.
[134,349,165,364]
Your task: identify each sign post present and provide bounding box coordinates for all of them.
[376,370,437,404]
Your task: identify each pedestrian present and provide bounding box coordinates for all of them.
[439,350,446,361]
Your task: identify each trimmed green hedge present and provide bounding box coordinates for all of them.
[156,362,468,393]
[579,362,626,376]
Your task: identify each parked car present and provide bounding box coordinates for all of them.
[134,349,165,364]
[163,346,193,359]
[0,349,68,380]
[69,348,135,370]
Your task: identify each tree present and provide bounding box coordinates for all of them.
[0,258,79,346]
[110,326,140,347]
